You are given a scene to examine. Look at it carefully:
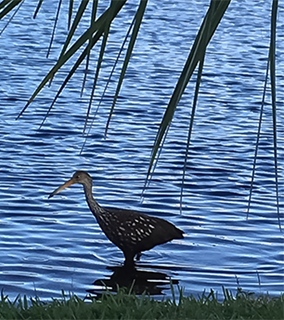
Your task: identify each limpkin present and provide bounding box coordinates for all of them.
[49,171,184,266]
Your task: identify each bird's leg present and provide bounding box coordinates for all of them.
[123,252,135,268]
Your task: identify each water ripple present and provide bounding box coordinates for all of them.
[0,0,283,300]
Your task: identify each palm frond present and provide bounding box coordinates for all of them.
[104,0,148,137]
[16,0,126,120]
[144,0,231,188]
[46,0,63,58]
[0,0,23,35]
[0,0,22,20]
[269,0,281,230]
[33,0,44,19]
[247,0,281,231]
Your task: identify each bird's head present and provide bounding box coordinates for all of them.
[48,170,92,198]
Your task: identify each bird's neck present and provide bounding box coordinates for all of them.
[82,182,103,219]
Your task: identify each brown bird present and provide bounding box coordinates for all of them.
[49,171,184,266]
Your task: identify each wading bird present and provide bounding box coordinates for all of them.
[49,171,184,266]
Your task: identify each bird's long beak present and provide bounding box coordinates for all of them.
[48,178,76,199]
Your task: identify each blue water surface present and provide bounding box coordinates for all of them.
[0,1,283,300]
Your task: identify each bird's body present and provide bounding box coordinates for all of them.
[49,171,184,266]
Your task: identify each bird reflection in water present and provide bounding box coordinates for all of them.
[86,264,180,299]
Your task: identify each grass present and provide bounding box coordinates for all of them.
[0,287,283,320]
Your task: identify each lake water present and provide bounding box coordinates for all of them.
[0,1,283,301]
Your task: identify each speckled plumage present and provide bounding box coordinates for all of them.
[49,170,184,266]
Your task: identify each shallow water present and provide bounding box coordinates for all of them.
[0,1,283,300]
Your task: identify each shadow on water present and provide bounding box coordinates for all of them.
[86,263,180,299]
